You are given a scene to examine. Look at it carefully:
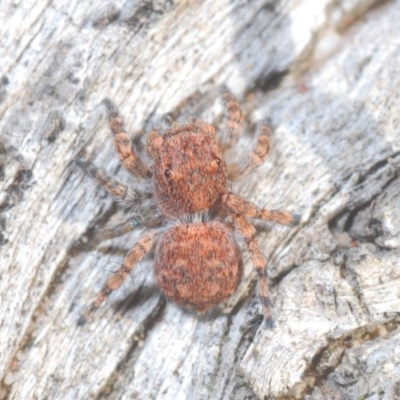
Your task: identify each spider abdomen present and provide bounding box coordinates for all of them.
[154,221,243,312]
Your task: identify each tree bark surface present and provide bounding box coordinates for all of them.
[1,0,399,399]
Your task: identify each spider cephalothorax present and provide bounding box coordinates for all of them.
[150,123,227,217]
[78,92,297,327]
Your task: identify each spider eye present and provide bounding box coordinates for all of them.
[130,219,140,228]
[214,157,222,167]
[164,169,171,178]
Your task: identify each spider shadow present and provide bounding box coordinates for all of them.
[112,282,161,316]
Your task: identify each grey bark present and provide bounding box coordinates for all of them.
[1,0,399,399]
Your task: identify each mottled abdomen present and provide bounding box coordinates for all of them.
[154,222,243,312]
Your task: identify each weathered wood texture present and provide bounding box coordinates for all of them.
[1,0,399,399]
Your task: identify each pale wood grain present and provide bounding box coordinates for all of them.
[0,0,399,399]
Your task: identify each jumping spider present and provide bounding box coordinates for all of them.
[78,92,297,327]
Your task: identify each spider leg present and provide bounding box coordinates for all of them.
[221,92,243,152]
[83,230,158,321]
[91,215,163,245]
[228,124,271,180]
[232,213,273,327]
[103,98,151,179]
[222,192,298,226]
[76,160,151,207]
[145,129,161,160]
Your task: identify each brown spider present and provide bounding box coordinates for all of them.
[77,92,297,327]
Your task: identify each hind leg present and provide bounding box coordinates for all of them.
[82,230,158,322]
[232,213,273,327]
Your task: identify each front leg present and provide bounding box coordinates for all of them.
[221,92,244,152]
[228,124,271,180]
[103,98,151,179]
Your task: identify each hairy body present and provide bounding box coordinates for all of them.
[155,221,243,311]
[78,92,297,327]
